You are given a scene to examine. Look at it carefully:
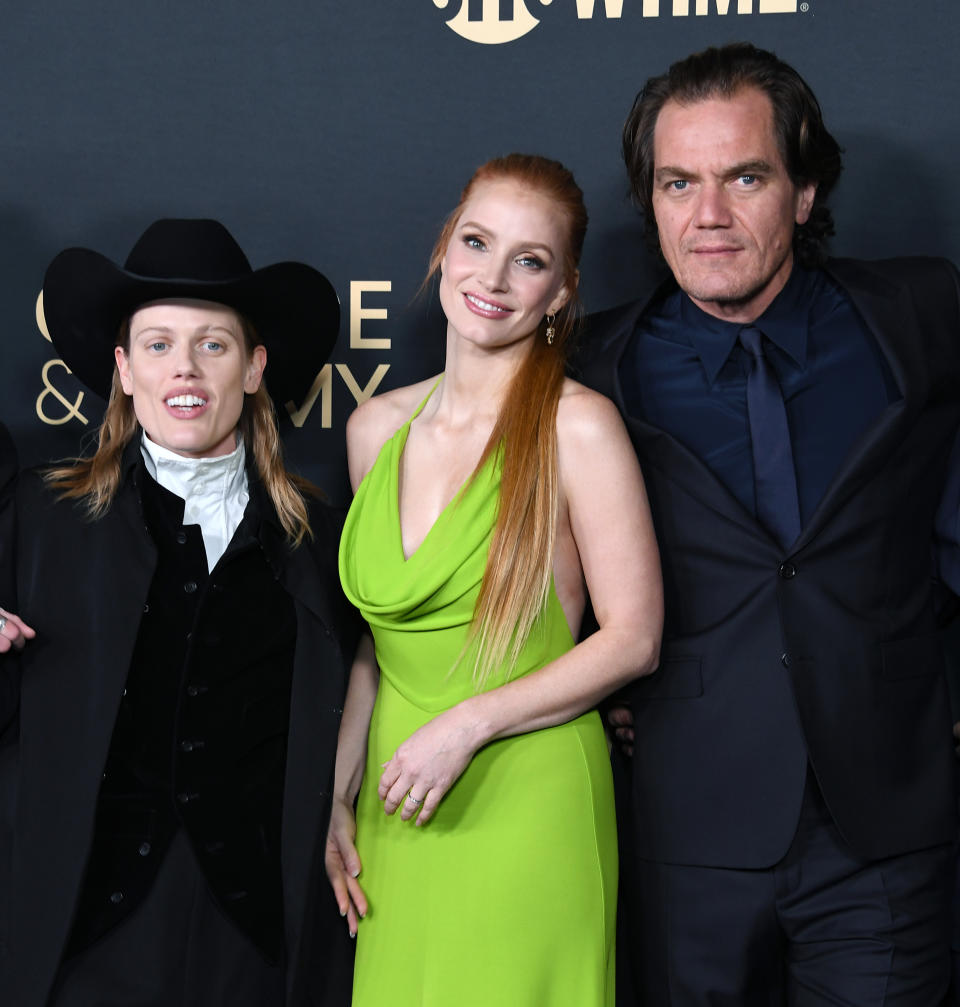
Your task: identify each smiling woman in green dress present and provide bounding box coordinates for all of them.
[327,154,663,1006]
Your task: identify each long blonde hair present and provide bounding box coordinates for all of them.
[426,154,588,686]
[44,315,316,546]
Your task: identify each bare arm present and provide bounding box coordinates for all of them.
[324,401,399,936]
[379,389,663,823]
[462,390,661,733]
[324,632,379,937]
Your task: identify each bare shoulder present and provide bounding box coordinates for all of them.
[556,378,628,448]
[346,376,440,485]
[555,378,640,501]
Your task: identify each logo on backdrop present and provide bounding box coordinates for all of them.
[34,291,89,426]
[433,0,801,45]
[433,0,551,43]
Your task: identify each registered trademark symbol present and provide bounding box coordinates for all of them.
[800,2,809,10]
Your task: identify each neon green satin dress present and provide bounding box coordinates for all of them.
[339,388,617,1006]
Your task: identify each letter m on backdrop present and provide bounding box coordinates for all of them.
[575,0,624,16]
[575,0,796,14]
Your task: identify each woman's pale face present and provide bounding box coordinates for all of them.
[438,179,574,351]
[115,299,266,459]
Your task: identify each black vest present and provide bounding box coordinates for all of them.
[66,468,297,962]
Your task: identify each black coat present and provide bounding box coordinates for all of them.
[579,257,960,868]
[0,422,17,729]
[0,422,14,514]
[0,448,357,1006]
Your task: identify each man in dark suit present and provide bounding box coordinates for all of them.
[579,43,960,1004]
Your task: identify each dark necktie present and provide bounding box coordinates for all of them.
[739,325,801,548]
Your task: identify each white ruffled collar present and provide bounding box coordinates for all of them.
[140,433,249,570]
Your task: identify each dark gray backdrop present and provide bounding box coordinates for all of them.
[1,0,957,505]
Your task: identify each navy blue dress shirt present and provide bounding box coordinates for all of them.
[619,265,900,529]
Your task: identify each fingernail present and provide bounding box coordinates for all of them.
[340,908,346,917]
[351,869,360,878]
[350,930,356,939]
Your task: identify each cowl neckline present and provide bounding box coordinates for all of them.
[339,382,500,632]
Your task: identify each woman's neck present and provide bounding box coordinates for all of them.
[428,324,532,428]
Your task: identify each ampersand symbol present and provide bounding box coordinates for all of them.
[35,359,88,426]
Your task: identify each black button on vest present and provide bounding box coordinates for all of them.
[66,469,296,964]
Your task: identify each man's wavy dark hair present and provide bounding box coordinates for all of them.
[622,42,843,268]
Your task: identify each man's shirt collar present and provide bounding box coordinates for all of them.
[681,263,813,384]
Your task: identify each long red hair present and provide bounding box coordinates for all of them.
[426,153,588,685]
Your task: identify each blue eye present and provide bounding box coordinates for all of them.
[464,235,486,251]
[670,180,688,191]
[516,255,544,270]
[147,341,167,352]
[202,340,223,352]
[738,174,758,186]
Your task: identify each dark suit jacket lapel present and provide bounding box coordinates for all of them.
[793,259,927,547]
[585,289,782,548]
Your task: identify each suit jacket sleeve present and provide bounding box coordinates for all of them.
[932,261,960,599]
[935,427,960,599]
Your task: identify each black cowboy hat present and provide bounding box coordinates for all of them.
[42,218,339,404]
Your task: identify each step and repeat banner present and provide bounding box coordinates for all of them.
[1,0,957,505]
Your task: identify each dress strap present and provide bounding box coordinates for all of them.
[405,376,443,429]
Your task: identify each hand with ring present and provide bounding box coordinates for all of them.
[0,607,36,655]
[378,705,482,826]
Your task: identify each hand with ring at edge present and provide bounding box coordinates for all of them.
[0,608,36,655]
[404,790,426,813]
[378,705,481,826]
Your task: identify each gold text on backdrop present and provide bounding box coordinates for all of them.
[34,291,89,426]
[286,280,392,428]
[434,0,798,44]
[36,361,89,426]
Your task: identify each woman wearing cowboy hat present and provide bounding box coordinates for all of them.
[0,220,357,1006]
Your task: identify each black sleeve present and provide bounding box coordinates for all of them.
[0,423,20,738]
[310,497,365,666]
